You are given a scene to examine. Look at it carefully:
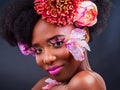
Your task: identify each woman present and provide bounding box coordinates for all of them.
[0,0,111,90]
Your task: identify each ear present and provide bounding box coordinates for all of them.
[82,27,90,42]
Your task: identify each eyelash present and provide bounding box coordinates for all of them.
[52,40,64,48]
[30,38,65,56]
[28,47,43,56]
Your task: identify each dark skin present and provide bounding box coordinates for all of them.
[31,19,106,90]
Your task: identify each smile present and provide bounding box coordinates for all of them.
[47,65,63,75]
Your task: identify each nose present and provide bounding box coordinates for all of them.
[43,48,56,64]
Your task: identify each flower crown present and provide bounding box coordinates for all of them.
[34,0,98,26]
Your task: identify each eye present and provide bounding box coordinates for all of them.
[28,47,43,56]
[34,48,43,55]
[53,40,64,48]
[48,35,65,48]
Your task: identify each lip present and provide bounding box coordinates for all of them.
[47,65,63,75]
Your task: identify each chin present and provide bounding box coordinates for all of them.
[51,73,73,83]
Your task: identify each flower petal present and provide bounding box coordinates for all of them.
[18,42,30,55]
[66,28,90,61]
[42,78,61,90]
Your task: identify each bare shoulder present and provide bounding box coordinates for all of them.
[68,71,106,90]
[31,76,49,90]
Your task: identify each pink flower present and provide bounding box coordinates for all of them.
[17,42,30,55]
[74,1,98,27]
[66,28,90,61]
[42,78,61,90]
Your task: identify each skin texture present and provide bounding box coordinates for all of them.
[31,19,106,90]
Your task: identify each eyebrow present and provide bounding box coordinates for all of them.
[32,35,65,47]
[31,43,40,48]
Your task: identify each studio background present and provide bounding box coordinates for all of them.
[0,0,120,90]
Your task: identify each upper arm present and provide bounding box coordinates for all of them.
[68,71,106,90]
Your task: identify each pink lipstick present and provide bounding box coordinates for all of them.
[47,66,63,75]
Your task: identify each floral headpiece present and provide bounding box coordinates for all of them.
[34,0,98,26]
[18,0,98,61]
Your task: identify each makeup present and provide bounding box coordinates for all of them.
[47,66,63,75]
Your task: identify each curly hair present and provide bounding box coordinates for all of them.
[0,0,111,47]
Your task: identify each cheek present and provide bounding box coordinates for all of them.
[35,56,43,67]
[55,47,71,60]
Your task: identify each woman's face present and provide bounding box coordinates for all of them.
[32,19,81,82]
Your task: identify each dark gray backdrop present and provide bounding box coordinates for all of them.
[0,0,120,90]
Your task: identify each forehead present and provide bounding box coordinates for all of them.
[32,19,75,43]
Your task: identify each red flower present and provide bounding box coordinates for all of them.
[34,0,98,27]
[34,0,84,26]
